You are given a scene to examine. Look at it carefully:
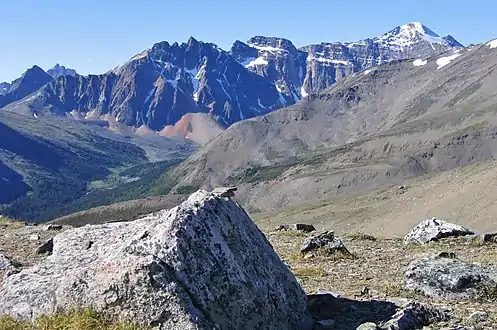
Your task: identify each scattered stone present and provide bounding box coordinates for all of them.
[29,234,40,241]
[275,223,316,233]
[0,190,313,329]
[381,302,450,330]
[43,224,63,231]
[404,218,474,245]
[211,186,237,197]
[300,231,353,257]
[357,323,379,330]
[404,256,497,300]
[437,251,457,259]
[36,238,54,255]
[482,232,497,243]
[0,254,22,271]
[466,311,488,326]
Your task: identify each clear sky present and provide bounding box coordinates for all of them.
[1,0,496,82]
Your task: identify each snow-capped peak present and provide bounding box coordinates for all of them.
[377,22,463,48]
[400,22,439,38]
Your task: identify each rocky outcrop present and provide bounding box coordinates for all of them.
[404,255,497,300]
[300,231,353,257]
[0,190,313,329]
[403,218,474,244]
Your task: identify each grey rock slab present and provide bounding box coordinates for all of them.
[404,256,497,300]
[404,218,474,245]
[0,190,313,330]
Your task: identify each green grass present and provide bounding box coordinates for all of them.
[0,309,146,330]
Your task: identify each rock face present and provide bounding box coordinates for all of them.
[0,190,313,329]
[300,231,352,257]
[3,23,461,130]
[403,218,474,244]
[404,255,497,300]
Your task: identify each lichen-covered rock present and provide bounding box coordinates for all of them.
[275,223,316,233]
[403,218,474,245]
[300,231,353,257]
[0,190,313,330]
[404,256,497,300]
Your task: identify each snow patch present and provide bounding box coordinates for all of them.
[186,68,199,96]
[307,55,351,66]
[487,39,497,49]
[246,57,269,67]
[412,59,427,67]
[436,53,461,69]
[248,44,287,53]
[257,98,267,109]
[300,86,308,98]
[33,112,38,119]
[364,69,372,75]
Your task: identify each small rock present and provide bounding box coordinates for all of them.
[0,254,22,271]
[404,218,474,245]
[381,302,450,330]
[36,238,54,255]
[437,251,457,259]
[211,186,237,197]
[482,233,497,243]
[300,231,353,257]
[43,224,63,231]
[357,322,379,330]
[29,234,40,241]
[466,311,488,325]
[275,223,316,233]
[303,254,314,260]
[404,256,497,300]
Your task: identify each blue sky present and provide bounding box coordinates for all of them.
[1,0,496,82]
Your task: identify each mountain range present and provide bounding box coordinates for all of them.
[1,22,462,133]
[6,21,497,222]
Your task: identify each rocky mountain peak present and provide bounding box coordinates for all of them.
[378,22,463,48]
[246,36,298,53]
[46,64,78,79]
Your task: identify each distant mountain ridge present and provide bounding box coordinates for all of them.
[1,22,463,130]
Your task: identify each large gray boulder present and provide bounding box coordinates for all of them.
[403,218,474,245]
[404,255,497,300]
[0,190,313,330]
